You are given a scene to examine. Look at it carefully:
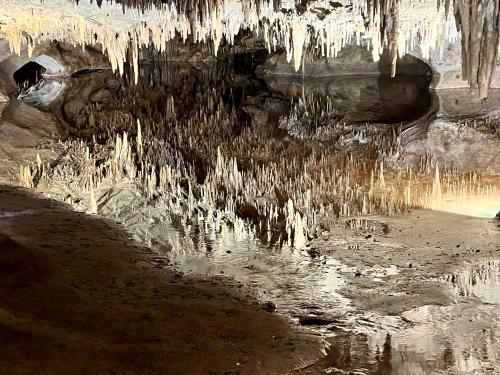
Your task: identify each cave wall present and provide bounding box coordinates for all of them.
[256,45,431,77]
[258,40,500,93]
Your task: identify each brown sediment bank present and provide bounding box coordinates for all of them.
[0,185,322,374]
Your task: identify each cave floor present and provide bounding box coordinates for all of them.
[0,185,322,375]
[0,55,327,375]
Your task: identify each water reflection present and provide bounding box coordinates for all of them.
[300,304,498,374]
[109,62,499,374]
[138,212,499,374]
[167,220,353,322]
[314,261,500,374]
[39,56,500,374]
[18,78,65,108]
[264,74,432,124]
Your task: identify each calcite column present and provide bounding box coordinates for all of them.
[366,0,400,76]
[455,0,500,98]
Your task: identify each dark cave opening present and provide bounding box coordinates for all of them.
[13,61,46,90]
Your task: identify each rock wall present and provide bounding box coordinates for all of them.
[256,45,432,77]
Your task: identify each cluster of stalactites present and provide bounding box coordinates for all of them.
[454,0,500,99]
[1,0,457,82]
[7,0,499,97]
[85,0,283,19]
[6,1,498,95]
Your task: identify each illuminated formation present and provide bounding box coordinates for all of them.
[17,87,500,249]
[1,0,499,247]
[3,0,493,93]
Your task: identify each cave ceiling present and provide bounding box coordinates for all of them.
[0,0,498,96]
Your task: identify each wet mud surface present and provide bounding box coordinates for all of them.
[171,209,500,374]
[0,185,321,374]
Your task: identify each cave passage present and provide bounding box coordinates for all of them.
[13,61,46,89]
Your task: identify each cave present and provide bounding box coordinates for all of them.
[13,61,46,89]
[0,1,499,374]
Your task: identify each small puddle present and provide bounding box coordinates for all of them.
[166,220,353,328]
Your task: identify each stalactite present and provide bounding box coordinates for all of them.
[455,0,500,98]
[0,0,457,78]
[387,0,400,77]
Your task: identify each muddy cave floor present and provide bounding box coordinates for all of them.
[0,185,326,375]
[1,49,500,374]
[1,181,499,374]
[0,79,328,373]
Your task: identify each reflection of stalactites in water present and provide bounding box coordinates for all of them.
[430,163,441,210]
[374,334,392,375]
[18,61,500,257]
[450,260,500,304]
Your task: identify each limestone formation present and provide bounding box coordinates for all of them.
[0,0,463,89]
